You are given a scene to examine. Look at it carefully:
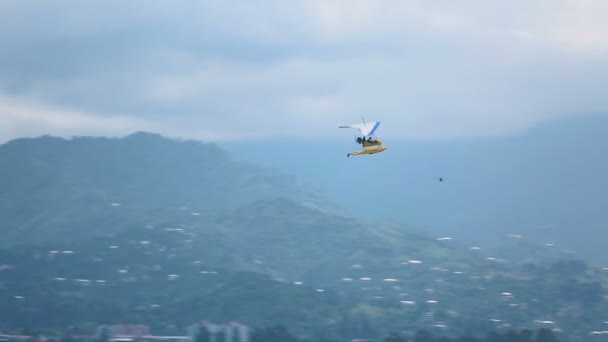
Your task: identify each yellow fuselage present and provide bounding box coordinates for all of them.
[349,146,388,156]
[348,139,388,156]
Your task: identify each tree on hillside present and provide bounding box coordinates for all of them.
[534,328,559,342]
[456,332,480,342]
[379,329,557,342]
[383,332,407,342]
[482,331,502,342]
[59,335,75,342]
[194,327,210,342]
[337,313,378,340]
[434,336,452,342]
[519,329,534,342]
[559,279,603,307]
[96,326,111,342]
[315,338,339,342]
[549,260,586,277]
[216,330,226,342]
[413,329,433,342]
[251,325,299,342]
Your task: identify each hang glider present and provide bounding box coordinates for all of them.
[339,121,381,138]
[339,117,388,157]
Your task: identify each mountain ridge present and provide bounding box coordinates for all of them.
[0,132,338,246]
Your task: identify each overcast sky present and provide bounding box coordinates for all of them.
[1,0,607,142]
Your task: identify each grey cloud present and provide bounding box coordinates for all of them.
[0,1,607,141]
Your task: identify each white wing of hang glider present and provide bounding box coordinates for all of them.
[339,121,381,137]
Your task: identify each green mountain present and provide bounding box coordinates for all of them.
[0,132,332,245]
[1,133,607,342]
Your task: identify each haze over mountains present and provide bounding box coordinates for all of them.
[221,114,608,263]
[1,117,607,341]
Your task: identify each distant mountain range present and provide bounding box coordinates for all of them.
[0,132,336,246]
[1,128,607,341]
[220,114,608,263]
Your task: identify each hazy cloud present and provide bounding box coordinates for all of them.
[0,96,155,143]
[1,0,607,141]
